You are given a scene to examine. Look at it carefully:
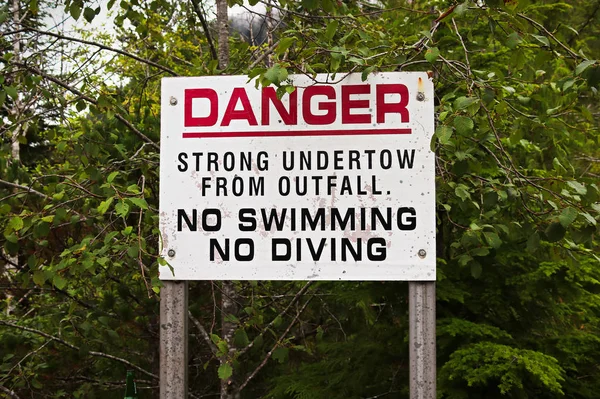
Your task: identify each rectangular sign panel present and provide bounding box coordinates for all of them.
[159,72,435,280]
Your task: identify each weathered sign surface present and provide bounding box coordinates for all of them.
[159,72,435,280]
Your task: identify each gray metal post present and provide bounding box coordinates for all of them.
[160,280,189,398]
[409,281,436,399]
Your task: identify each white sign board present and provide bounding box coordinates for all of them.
[159,72,435,280]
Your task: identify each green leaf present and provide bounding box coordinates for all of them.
[234,329,249,347]
[545,222,566,242]
[502,86,516,95]
[321,0,334,12]
[76,100,87,112]
[553,157,567,173]
[531,34,550,47]
[126,184,141,193]
[128,198,148,209]
[107,171,119,183]
[455,185,471,201]
[506,32,522,49]
[115,201,130,218]
[302,0,318,10]
[5,233,18,244]
[575,60,596,75]
[69,3,82,20]
[361,66,376,82]
[453,116,474,135]
[34,222,50,238]
[325,20,339,42]
[5,86,18,99]
[567,181,587,195]
[210,334,221,345]
[562,79,575,91]
[425,47,440,63]
[33,270,46,286]
[470,262,482,279]
[276,37,295,55]
[127,245,139,258]
[331,54,342,72]
[97,197,114,215]
[572,225,595,244]
[264,64,288,86]
[581,212,597,226]
[272,347,289,363]
[559,207,577,228]
[471,247,490,257]
[83,7,96,23]
[218,363,233,380]
[454,96,479,110]
[453,2,469,16]
[457,254,472,266]
[436,126,453,144]
[483,231,502,249]
[9,216,24,232]
[53,274,67,290]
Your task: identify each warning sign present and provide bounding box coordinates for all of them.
[159,72,435,280]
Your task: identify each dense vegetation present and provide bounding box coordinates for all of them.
[0,0,598,398]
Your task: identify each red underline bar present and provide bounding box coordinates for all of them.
[182,128,412,138]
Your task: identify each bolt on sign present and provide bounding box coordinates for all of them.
[159,72,435,280]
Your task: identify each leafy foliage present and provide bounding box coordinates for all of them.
[0,0,598,397]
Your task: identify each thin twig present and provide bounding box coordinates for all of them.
[0,321,158,380]
[0,179,51,200]
[569,1,600,44]
[237,281,313,357]
[452,18,472,90]
[0,385,21,399]
[190,0,217,61]
[0,59,160,151]
[516,13,583,59]
[189,311,219,356]
[137,175,152,298]
[0,340,52,383]
[1,27,177,75]
[247,39,280,71]
[237,297,313,393]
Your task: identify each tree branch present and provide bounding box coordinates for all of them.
[190,0,217,61]
[189,311,219,356]
[237,296,313,393]
[0,59,160,151]
[247,40,280,71]
[1,27,178,76]
[516,13,583,59]
[0,321,158,380]
[569,0,600,45]
[0,178,51,200]
[237,281,313,357]
[0,385,21,399]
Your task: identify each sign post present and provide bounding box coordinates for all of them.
[409,281,436,398]
[159,72,436,398]
[159,281,188,398]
